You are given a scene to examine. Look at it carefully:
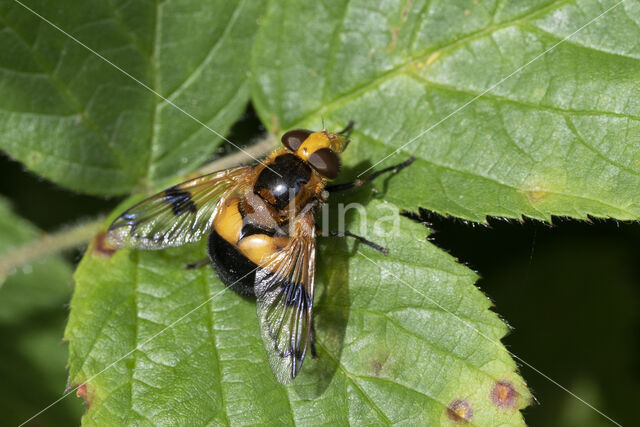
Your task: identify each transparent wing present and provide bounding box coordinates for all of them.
[107,166,253,250]
[254,212,316,384]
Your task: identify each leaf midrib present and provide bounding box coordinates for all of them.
[315,341,393,424]
[161,0,246,102]
[104,0,152,57]
[406,74,640,124]
[144,0,248,186]
[199,269,230,425]
[125,251,141,425]
[403,73,640,180]
[321,0,351,105]
[313,340,487,426]
[286,0,632,130]
[146,0,162,191]
[319,303,509,381]
[150,81,249,170]
[359,130,638,218]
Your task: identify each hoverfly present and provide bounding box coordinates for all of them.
[107,123,414,384]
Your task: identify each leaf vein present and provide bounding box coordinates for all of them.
[321,0,351,104]
[362,131,637,218]
[161,0,246,102]
[314,341,393,424]
[288,0,575,127]
[198,270,230,425]
[0,10,133,175]
[125,251,141,425]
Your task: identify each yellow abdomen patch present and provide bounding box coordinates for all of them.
[212,198,242,244]
[237,234,290,267]
[213,197,291,268]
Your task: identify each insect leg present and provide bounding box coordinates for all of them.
[337,120,355,136]
[310,325,318,359]
[185,258,209,269]
[326,156,416,193]
[322,230,389,255]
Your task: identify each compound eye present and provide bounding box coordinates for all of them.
[308,148,341,179]
[281,129,311,152]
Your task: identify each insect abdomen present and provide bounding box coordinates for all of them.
[207,229,257,296]
[209,196,291,297]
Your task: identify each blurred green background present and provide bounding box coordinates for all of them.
[1,106,637,426]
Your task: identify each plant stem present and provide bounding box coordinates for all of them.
[197,133,276,174]
[0,216,104,285]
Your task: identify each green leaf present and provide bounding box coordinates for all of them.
[60,0,637,424]
[251,0,640,222]
[0,0,264,196]
[0,197,83,424]
[0,197,72,320]
[66,198,530,425]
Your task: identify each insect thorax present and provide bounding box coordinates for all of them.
[253,153,314,211]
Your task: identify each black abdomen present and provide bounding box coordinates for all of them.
[207,229,256,297]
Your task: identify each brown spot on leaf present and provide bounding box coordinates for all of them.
[447,399,473,423]
[401,0,413,22]
[387,27,398,53]
[492,380,518,410]
[30,152,42,165]
[75,383,93,415]
[93,231,117,258]
[76,383,87,399]
[75,383,91,411]
[522,187,548,204]
[372,360,382,376]
[369,352,391,376]
[520,168,567,206]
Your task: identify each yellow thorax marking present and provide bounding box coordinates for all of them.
[296,131,347,160]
